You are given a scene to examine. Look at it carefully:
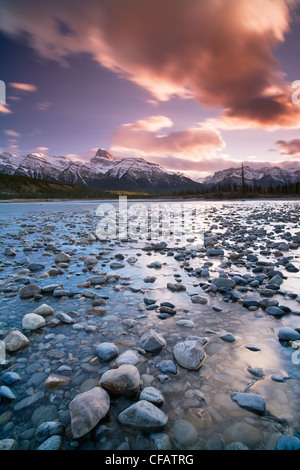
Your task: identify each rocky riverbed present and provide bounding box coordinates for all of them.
[0,199,300,451]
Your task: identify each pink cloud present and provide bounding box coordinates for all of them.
[1,0,299,129]
[9,82,37,92]
[110,116,225,159]
[0,103,12,114]
[276,138,300,157]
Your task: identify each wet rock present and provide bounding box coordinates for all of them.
[4,248,16,257]
[4,330,29,351]
[155,360,178,375]
[2,371,21,385]
[35,421,65,443]
[87,275,107,285]
[0,385,16,400]
[265,306,286,317]
[278,328,300,341]
[172,419,198,446]
[19,284,42,299]
[275,435,300,450]
[140,329,166,352]
[167,283,186,292]
[191,295,208,304]
[149,432,172,450]
[69,387,110,439]
[231,392,267,415]
[219,332,236,343]
[87,306,106,316]
[118,400,167,431]
[206,249,224,256]
[99,364,140,396]
[173,339,206,370]
[0,439,17,450]
[37,435,63,450]
[33,304,54,316]
[140,386,165,406]
[55,252,71,263]
[211,278,235,288]
[95,342,119,362]
[22,313,46,330]
[116,350,140,366]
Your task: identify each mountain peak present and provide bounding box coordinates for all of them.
[95,149,114,160]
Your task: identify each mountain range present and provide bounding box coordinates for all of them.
[0,149,299,193]
[0,149,202,193]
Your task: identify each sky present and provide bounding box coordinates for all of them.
[1,0,300,180]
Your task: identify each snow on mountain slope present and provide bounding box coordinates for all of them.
[0,149,202,192]
[203,165,300,188]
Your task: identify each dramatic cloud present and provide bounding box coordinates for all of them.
[110,116,225,160]
[276,138,300,157]
[1,0,299,129]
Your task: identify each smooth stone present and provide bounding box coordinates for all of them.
[2,371,21,385]
[14,391,45,411]
[149,432,172,450]
[265,307,286,317]
[211,278,235,288]
[118,400,167,431]
[172,419,198,446]
[191,295,208,304]
[140,329,166,352]
[219,333,236,343]
[87,275,107,285]
[176,319,195,328]
[19,284,42,299]
[87,306,106,316]
[276,435,300,450]
[22,313,46,331]
[33,304,54,316]
[116,350,140,366]
[55,252,71,263]
[95,342,119,362]
[167,283,186,292]
[4,330,29,351]
[35,421,65,443]
[99,364,140,396]
[259,298,279,309]
[173,340,206,370]
[206,249,224,256]
[37,435,63,450]
[278,328,300,341]
[140,386,165,406]
[231,392,267,415]
[0,439,17,450]
[247,367,264,378]
[0,385,16,400]
[155,360,178,375]
[69,387,110,439]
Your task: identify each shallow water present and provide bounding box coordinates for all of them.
[0,199,299,450]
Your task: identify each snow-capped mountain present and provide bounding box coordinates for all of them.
[203,165,300,188]
[0,149,203,193]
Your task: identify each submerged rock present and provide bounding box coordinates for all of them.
[173,339,206,370]
[118,400,168,431]
[99,364,140,396]
[69,387,110,439]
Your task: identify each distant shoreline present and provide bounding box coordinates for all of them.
[1,195,300,203]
